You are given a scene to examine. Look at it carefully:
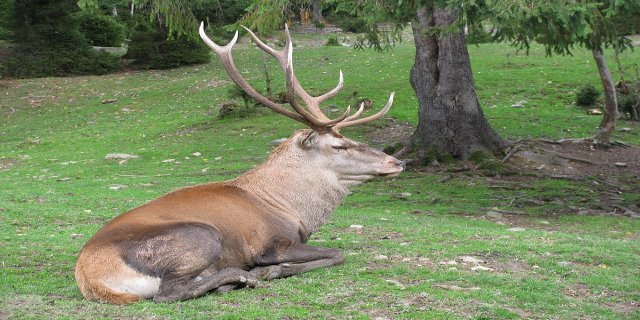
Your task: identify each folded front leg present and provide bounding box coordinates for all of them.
[250,243,344,280]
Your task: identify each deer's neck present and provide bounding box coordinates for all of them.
[230,147,350,235]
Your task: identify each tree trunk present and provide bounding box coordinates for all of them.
[261,51,272,96]
[310,0,324,23]
[592,47,618,145]
[409,5,506,160]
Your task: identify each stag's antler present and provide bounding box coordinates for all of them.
[199,22,394,134]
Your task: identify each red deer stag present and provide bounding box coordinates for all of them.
[74,23,404,304]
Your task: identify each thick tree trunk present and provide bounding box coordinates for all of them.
[592,48,618,145]
[409,5,506,160]
[310,0,324,23]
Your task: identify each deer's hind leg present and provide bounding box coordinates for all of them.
[153,266,258,302]
[119,222,257,302]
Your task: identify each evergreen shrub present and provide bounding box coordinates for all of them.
[75,11,126,47]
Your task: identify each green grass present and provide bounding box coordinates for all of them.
[1,31,639,319]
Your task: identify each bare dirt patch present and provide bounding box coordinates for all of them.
[564,283,639,315]
[508,138,640,180]
[0,158,17,170]
[366,119,640,218]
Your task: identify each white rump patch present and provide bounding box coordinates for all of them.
[105,274,161,298]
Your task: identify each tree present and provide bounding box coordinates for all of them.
[245,0,508,160]
[310,0,324,22]
[258,1,640,155]
[490,0,640,145]
[3,0,119,78]
[78,0,202,38]
[404,3,507,159]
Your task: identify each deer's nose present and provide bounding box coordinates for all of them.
[390,158,405,170]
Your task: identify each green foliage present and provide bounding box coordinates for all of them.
[468,149,514,176]
[618,93,639,116]
[2,0,120,78]
[126,22,210,69]
[3,49,120,78]
[313,20,326,31]
[466,25,494,44]
[227,83,256,110]
[487,0,640,55]
[79,0,203,39]
[0,0,13,40]
[193,0,252,25]
[236,0,289,35]
[575,84,601,107]
[322,1,640,55]
[325,35,340,46]
[75,11,126,47]
[327,12,369,33]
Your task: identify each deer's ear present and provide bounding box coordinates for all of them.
[299,131,319,149]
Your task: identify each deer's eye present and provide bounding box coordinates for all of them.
[332,145,348,151]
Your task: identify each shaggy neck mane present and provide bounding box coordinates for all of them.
[229,139,350,235]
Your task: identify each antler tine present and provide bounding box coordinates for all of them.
[333,92,395,131]
[342,102,365,123]
[240,25,281,62]
[199,22,307,124]
[201,22,364,133]
[315,70,345,103]
[284,60,334,128]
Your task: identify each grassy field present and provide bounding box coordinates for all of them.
[1,29,639,319]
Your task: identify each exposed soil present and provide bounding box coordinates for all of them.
[366,119,640,218]
[0,158,17,170]
[508,138,640,180]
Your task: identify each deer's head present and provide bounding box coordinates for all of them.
[199,23,404,186]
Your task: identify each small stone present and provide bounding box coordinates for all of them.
[161,159,176,163]
[486,211,503,219]
[460,256,484,264]
[348,224,364,230]
[399,192,412,198]
[374,255,388,260]
[102,99,117,104]
[214,156,223,161]
[471,265,494,271]
[614,162,627,168]
[539,220,550,225]
[70,233,84,239]
[507,227,526,232]
[105,153,139,160]
[511,100,527,108]
[192,152,202,157]
[108,184,128,190]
